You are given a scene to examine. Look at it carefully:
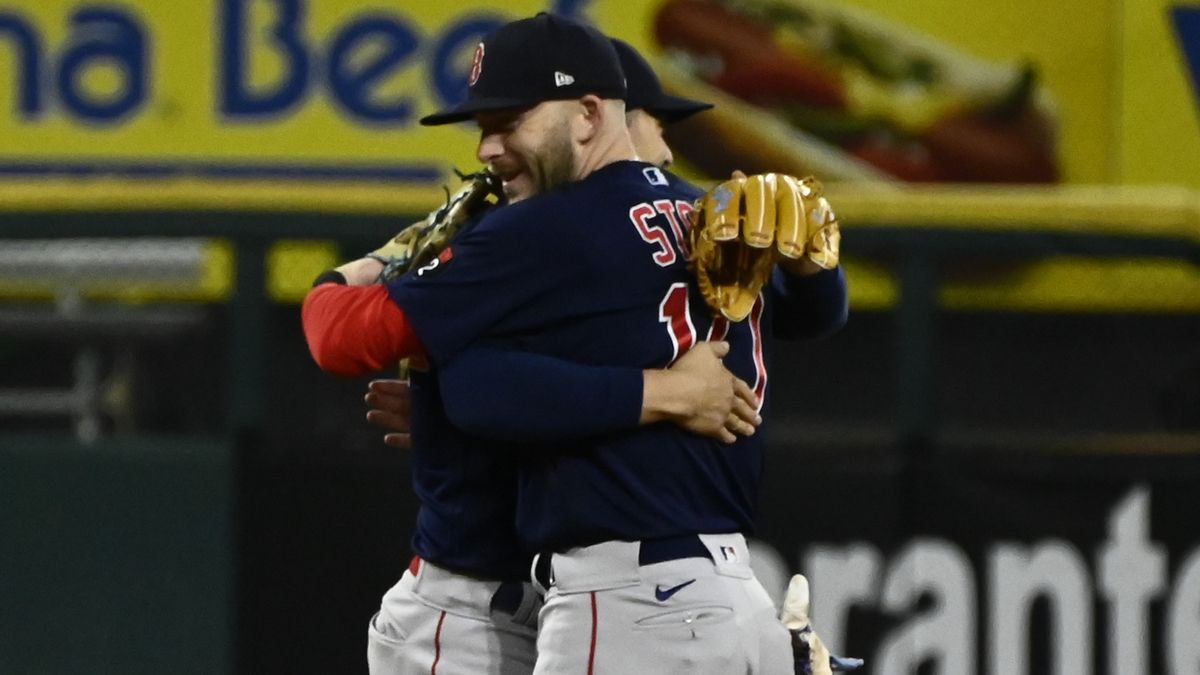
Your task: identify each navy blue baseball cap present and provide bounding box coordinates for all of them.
[420,13,627,126]
[611,39,713,123]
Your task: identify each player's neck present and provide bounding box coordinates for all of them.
[575,124,639,179]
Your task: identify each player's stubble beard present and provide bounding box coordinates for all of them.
[492,107,577,203]
[528,122,577,197]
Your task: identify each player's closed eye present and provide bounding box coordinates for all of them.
[476,110,526,137]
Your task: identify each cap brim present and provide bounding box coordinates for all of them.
[419,96,535,126]
[645,94,714,124]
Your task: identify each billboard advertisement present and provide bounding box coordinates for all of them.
[2,0,1197,190]
[750,451,1200,675]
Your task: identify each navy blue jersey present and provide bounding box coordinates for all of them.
[405,367,531,581]
[390,160,838,552]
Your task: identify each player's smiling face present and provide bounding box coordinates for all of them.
[626,110,673,168]
[476,102,578,203]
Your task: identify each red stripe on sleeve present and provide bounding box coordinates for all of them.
[301,283,427,378]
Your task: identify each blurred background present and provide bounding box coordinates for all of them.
[1,0,1198,674]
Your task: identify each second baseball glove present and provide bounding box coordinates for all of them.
[782,574,864,675]
[690,173,840,321]
[370,168,505,281]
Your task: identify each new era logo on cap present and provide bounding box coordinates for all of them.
[554,71,575,87]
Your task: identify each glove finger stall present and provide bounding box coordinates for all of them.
[705,176,745,242]
[774,174,807,259]
[741,173,776,249]
[806,195,840,269]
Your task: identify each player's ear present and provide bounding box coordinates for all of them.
[573,95,605,143]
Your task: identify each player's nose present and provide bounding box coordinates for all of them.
[477,133,504,165]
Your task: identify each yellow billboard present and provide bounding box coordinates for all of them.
[1,0,1197,189]
[0,0,544,184]
[1122,2,1200,186]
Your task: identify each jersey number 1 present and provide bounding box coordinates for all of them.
[658,282,767,410]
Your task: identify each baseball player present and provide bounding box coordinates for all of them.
[349,27,862,675]
[363,13,846,675]
[302,23,748,675]
[357,34,713,451]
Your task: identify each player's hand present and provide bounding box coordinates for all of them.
[643,341,761,443]
[365,379,412,449]
[673,341,761,442]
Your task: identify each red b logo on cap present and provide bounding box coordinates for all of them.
[468,43,484,86]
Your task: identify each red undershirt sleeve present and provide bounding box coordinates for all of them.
[301,282,427,378]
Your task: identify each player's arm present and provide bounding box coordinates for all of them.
[301,270,426,378]
[769,264,849,341]
[303,169,500,378]
[436,342,759,444]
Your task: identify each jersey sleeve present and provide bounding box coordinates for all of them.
[301,282,427,378]
[438,346,645,443]
[385,204,571,365]
[769,265,849,341]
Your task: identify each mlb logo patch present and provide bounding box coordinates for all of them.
[719,545,739,563]
[643,167,667,186]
